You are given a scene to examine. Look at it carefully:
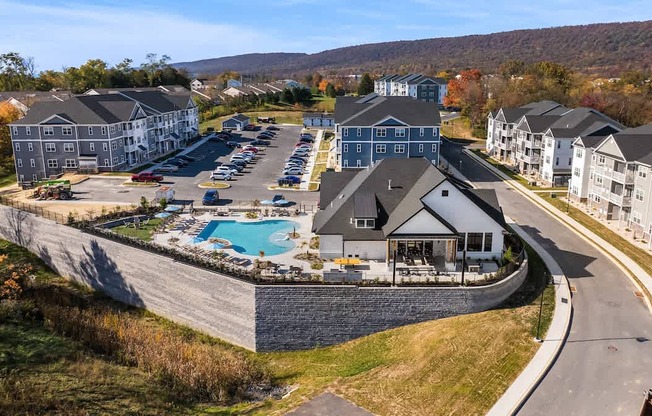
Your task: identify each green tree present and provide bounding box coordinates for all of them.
[325,83,336,98]
[0,52,35,91]
[0,102,22,178]
[357,73,374,95]
[140,53,171,87]
[78,59,109,90]
[281,88,295,104]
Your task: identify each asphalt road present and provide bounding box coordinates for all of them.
[441,140,652,415]
[71,125,319,209]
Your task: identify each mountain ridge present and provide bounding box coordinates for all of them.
[174,20,652,77]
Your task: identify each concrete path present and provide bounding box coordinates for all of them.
[286,393,374,416]
[441,140,652,415]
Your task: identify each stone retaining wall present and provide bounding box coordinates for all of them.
[0,205,528,352]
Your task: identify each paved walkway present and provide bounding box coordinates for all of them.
[299,129,324,191]
[285,393,374,416]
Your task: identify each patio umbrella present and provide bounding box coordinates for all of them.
[154,212,171,219]
[164,205,182,212]
[260,200,275,205]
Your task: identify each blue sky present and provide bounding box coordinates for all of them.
[1,0,651,71]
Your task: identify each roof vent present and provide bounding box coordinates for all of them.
[388,179,392,191]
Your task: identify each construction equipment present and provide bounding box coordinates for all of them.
[33,182,73,200]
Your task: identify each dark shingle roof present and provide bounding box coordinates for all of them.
[319,171,357,208]
[335,94,441,127]
[518,115,561,133]
[600,124,652,165]
[12,94,138,125]
[547,108,624,138]
[353,192,378,218]
[119,91,190,113]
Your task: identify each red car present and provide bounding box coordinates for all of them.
[131,172,164,182]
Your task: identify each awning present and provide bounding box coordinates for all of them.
[334,258,362,266]
[170,133,180,139]
[138,145,147,151]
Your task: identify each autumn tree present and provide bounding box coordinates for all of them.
[357,73,374,96]
[0,102,21,178]
[0,253,32,300]
[318,79,330,94]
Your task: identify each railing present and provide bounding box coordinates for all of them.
[522,154,541,164]
[609,192,632,206]
[0,195,67,224]
[612,170,635,183]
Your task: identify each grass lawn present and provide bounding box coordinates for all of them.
[1,233,554,416]
[0,172,16,188]
[200,110,304,133]
[540,194,652,297]
[312,95,335,112]
[112,217,163,241]
[442,117,473,139]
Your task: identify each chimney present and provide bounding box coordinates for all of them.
[388,179,392,191]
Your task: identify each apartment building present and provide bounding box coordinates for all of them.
[373,74,448,105]
[9,91,198,181]
[584,125,652,242]
[334,94,441,169]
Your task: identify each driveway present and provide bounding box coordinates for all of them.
[71,125,320,209]
[441,140,652,415]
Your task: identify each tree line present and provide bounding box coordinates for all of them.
[0,52,191,94]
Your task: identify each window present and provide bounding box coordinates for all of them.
[419,128,424,137]
[432,144,437,152]
[47,159,58,168]
[16,159,22,167]
[557,141,561,149]
[639,167,648,178]
[357,128,361,137]
[112,157,118,164]
[26,126,31,136]
[101,126,107,135]
[103,143,108,151]
[12,126,18,135]
[45,143,56,152]
[356,159,361,167]
[598,155,605,164]
[14,143,20,152]
[30,159,35,167]
[568,158,572,166]
[65,159,77,168]
[572,185,578,195]
[576,148,583,158]
[545,156,551,164]
[395,128,406,138]
[458,234,466,251]
[356,144,362,153]
[376,128,386,137]
[355,219,375,228]
[483,233,493,252]
[87,126,93,135]
[104,158,110,166]
[395,144,405,153]
[442,190,449,197]
[343,144,348,153]
[343,128,348,137]
[466,233,483,252]
[574,167,581,177]
[28,143,33,151]
[43,126,54,136]
[111,141,118,150]
[555,157,559,166]
[120,155,125,163]
[110,125,116,134]
[636,189,644,202]
[418,144,424,153]
[32,174,37,182]
[90,143,95,152]
[376,144,386,153]
[596,176,603,185]
[64,143,74,152]
[62,126,73,136]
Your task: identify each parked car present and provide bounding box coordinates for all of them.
[155,164,179,172]
[131,172,164,182]
[222,163,244,173]
[242,145,260,153]
[277,175,301,185]
[226,141,241,148]
[230,159,248,168]
[299,136,314,143]
[177,155,196,162]
[214,133,230,140]
[244,124,257,131]
[295,142,312,148]
[230,154,251,163]
[293,148,310,155]
[260,130,275,136]
[167,158,188,166]
[266,125,280,131]
[287,157,307,164]
[217,130,233,137]
[257,133,274,140]
[283,167,304,175]
[214,165,238,175]
[202,189,220,205]
[251,139,270,146]
[209,171,233,181]
[239,150,256,159]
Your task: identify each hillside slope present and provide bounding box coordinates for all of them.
[175,21,652,76]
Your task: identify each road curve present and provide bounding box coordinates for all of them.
[441,140,652,415]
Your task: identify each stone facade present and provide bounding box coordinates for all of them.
[0,205,528,352]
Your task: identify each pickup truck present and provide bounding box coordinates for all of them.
[131,172,164,182]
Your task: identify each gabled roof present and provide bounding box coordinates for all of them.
[516,115,561,133]
[546,107,623,138]
[118,91,191,113]
[595,124,652,165]
[334,94,441,127]
[313,158,505,241]
[224,113,249,123]
[493,100,568,124]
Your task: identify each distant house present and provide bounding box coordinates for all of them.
[190,79,219,90]
[0,91,73,115]
[373,73,448,106]
[334,94,441,169]
[226,79,242,88]
[313,158,507,269]
[303,112,334,128]
[221,113,250,131]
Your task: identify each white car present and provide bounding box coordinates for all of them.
[240,150,256,159]
[230,154,249,163]
[214,166,238,175]
[209,171,232,181]
[155,164,179,172]
[283,167,304,175]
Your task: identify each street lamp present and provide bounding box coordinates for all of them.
[458,235,466,286]
[459,160,463,174]
[535,274,549,343]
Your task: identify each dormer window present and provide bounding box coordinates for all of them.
[355,219,375,228]
[442,190,449,197]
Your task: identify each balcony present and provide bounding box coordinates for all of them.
[612,170,634,184]
[609,192,632,206]
[522,154,541,164]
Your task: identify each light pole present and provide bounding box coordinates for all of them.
[566,184,571,213]
[459,160,463,174]
[535,275,547,342]
[458,235,466,286]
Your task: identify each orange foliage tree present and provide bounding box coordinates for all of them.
[0,254,32,300]
[318,79,330,94]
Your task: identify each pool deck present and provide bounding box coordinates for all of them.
[153,211,316,272]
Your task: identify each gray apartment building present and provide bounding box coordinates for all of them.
[585,125,652,243]
[373,74,448,106]
[9,90,198,182]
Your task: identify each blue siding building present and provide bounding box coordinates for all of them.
[334,94,441,169]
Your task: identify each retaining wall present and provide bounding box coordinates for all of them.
[0,205,528,352]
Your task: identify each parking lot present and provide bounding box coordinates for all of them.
[70,125,321,209]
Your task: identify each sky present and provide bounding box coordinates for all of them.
[1,0,651,72]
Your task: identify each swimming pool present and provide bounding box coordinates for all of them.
[195,219,298,256]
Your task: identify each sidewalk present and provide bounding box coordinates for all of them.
[440,155,573,416]
[299,130,323,191]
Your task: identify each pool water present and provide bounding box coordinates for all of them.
[195,220,298,256]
